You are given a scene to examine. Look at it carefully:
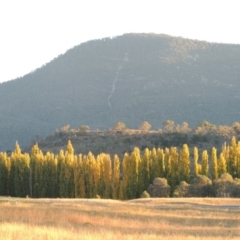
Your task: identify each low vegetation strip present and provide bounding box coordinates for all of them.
[0,198,239,239]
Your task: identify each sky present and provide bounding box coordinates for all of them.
[0,0,239,83]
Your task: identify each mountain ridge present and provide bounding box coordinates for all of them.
[0,33,240,150]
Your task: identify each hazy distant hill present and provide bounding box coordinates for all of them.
[1,33,240,150]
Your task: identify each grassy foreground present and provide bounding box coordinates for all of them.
[0,197,240,240]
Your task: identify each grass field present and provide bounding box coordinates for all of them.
[0,197,240,239]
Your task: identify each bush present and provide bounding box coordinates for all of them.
[141,190,150,198]
[95,194,101,199]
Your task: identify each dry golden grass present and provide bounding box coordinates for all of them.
[0,197,240,239]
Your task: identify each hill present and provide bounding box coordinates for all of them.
[1,33,240,150]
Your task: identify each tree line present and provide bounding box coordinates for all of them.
[0,136,240,199]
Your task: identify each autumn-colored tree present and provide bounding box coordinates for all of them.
[211,147,218,180]
[102,154,112,198]
[165,148,171,183]
[237,142,240,178]
[11,142,30,197]
[218,153,227,176]
[170,147,179,189]
[73,154,83,198]
[112,154,120,199]
[150,148,158,182]
[193,147,199,177]
[0,152,10,195]
[222,142,229,171]
[201,150,209,177]
[92,154,101,197]
[179,144,190,183]
[122,148,140,199]
[44,152,58,197]
[30,143,43,197]
[59,140,75,197]
[228,136,237,177]
[157,148,165,178]
[138,148,150,195]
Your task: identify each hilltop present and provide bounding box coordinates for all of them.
[1,33,240,150]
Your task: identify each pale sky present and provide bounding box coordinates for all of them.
[0,0,239,83]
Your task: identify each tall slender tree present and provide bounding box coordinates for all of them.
[201,150,209,177]
[193,147,199,177]
[211,147,218,180]
[179,144,190,183]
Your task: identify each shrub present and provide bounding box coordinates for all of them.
[141,190,150,198]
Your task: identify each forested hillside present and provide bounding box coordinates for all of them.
[1,33,240,150]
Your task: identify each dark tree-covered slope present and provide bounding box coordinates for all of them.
[0,33,240,150]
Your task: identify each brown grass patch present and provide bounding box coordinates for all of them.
[0,197,240,239]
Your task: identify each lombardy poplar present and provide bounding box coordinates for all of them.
[201,150,209,177]
[193,147,199,177]
[179,144,190,183]
[112,154,120,199]
[0,152,9,195]
[211,147,218,180]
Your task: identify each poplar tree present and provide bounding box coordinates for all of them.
[193,147,199,177]
[92,154,101,197]
[218,153,227,177]
[11,142,30,197]
[211,147,218,180]
[138,148,150,195]
[165,148,171,183]
[201,150,209,177]
[179,144,190,183]
[170,147,179,189]
[112,154,120,199]
[45,152,58,197]
[0,152,10,195]
[222,142,229,172]
[59,140,75,197]
[87,152,96,198]
[122,148,140,199]
[237,143,240,178]
[150,148,157,181]
[228,136,237,177]
[73,154,84,198]
[102,154,112,198]
[58,149,65,197]
[157,148,165,178]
